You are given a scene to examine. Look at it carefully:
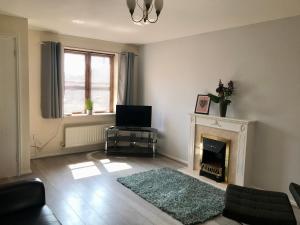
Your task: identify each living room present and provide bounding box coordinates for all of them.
[0,1,300,225]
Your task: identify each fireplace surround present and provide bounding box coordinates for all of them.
[186,114,255,187]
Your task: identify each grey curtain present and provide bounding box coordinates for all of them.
[41,41,63,118]
[118,52,136,105]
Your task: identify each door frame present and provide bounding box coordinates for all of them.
[0,34,21,176]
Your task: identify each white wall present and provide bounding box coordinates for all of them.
[29,30,139,158]
[139,16,300,195]
[0,14,30,174]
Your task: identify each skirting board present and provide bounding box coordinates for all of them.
[20,168,32,175]
[158,152,188,165]
[31,144,105,159]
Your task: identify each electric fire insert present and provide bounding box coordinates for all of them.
[199,134,230,183]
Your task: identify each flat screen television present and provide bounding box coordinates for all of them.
[116,105,152,127]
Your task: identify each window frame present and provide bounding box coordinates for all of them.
[64,48,115,114]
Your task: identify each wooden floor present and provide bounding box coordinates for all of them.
[11,151,300,225]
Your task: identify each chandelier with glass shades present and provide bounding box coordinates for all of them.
[126,0,163,24]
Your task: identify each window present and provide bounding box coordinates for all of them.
[64,49,114,114]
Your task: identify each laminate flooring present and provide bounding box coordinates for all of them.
[6,151,300,225]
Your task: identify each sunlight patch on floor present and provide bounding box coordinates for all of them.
[100,159,132,172]
[100,159,110,164]
[69,161,101,179]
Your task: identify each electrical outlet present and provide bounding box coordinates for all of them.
[32,134,36,143]
[60,141,65,147]
[36,139,42,148]
[32,134,42,150]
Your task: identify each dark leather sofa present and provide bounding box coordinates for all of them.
[290,182,300,207]
[0,178,61,225]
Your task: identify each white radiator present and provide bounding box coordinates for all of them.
[64,124,112,148]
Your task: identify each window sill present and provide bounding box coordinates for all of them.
[64,112,115,118]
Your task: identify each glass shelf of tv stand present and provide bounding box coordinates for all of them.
[105,126,158,156]
[107,136,153,143]
[107,126,157,132]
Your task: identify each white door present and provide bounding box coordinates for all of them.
[0,36,18,177]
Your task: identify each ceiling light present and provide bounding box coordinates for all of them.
[127,0,163,24]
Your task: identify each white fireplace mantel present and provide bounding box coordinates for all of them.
[187,114,255,186]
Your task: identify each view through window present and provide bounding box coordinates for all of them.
[64,49,114,114]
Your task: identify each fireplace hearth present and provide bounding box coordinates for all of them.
[199,135,230,183]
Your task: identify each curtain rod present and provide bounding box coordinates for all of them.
[41,42,138,56]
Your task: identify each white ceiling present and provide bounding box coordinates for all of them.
[0,0,300,44]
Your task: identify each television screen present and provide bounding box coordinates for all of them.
[116,105,152,127]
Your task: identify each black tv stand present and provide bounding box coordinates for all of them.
[105,126,158,157]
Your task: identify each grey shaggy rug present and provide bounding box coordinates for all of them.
[117,168,225,225]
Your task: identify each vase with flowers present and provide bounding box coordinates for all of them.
[208,80,234,117]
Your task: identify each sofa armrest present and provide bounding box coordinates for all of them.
[290,182,300,208]
[0,178,46,216]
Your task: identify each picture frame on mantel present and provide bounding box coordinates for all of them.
[194,94,211,115]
